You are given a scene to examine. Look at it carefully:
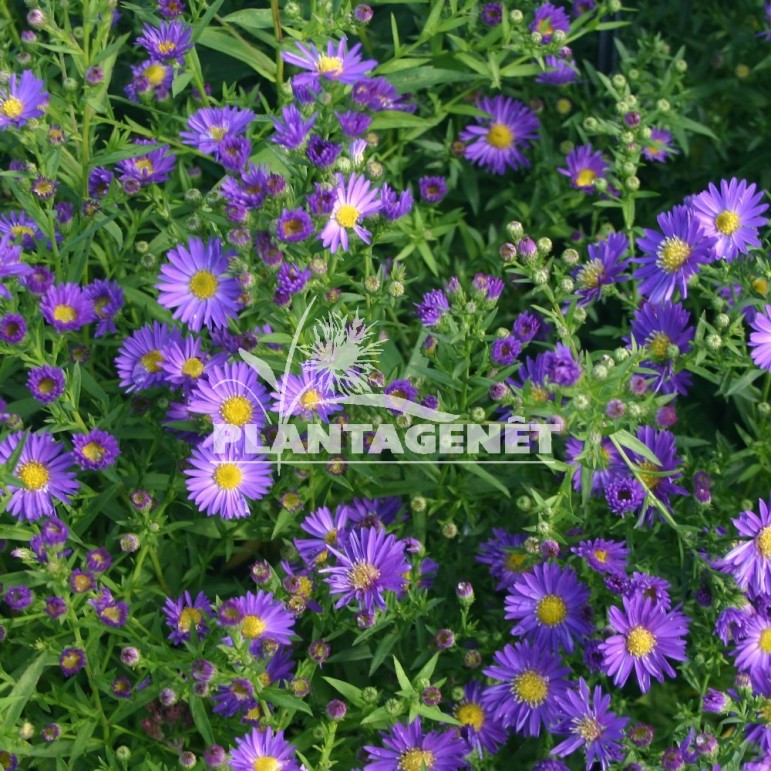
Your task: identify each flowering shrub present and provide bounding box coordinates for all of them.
[2,0,771,769]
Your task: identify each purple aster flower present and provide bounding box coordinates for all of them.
[634,204,716,302]
[308,182,336,215]
[234,590,295,647]
[336,110,371,137]
[620,425,688,526]
[574,232,630,305]
[184,441,273,519]
[0,236,29,300]
[383,378,419,413]
[306,135,341,167]
[162,591,212,645]
[157,237,240,332]
[40,283,95,333]
[750,305,771,371]
[283,36,376,85]
[477,528,529,590]
[572,538,630,574]
[159,0,185,19]
[161,337,223,390]
[691,177,769,261]
[88,167,113,198]
[629,300,694,396]
[419,176,448,203]
[415,289,449,327]
[0,431,79,521]
[482,640,572,736]
[5,585,33,611]
[531,2,570,42]
[212,678,254,717]
[734,614,771,693]
[215,135,251,171]
[229,727,301,771]
[0,312,26,343]
[536,55,580,85]
[715,498,771,594]
[40,518,69,546]
[220,162,269,209]
[363,717,468,770]
[295,506,350,567]
[642,127,676,162]
[505,562,592,653]
[114,322,181,393]
[116,141,176,185]
[110,677,132,699]
[187,361,270,431]
[86,278,124,337]
[91,589,129,628]
[460,96,540,174]
[0,70,48,129]
[760,2,771,40]
[481,2,503,25]
[714,606,751,645]
[572,0,597,15]
[320,527,409,612]
[271,368,341,422]
[565,437,621,495]
[320,173,381,253]
[491,335,522,366]
[136,20,193,65]
[276,262,312,297]
[85,548,111,573]
[600,595,690,692]
[473,273,505,302]
[551,679,629,770]
[72,429,120,471]
[379,183,413,221]
[533,763,570,771]
[513,311,541,343]
[702,688,729,714]
[558,144,608,193]
[27,365,65,404]
[45,596,67,619]
[125,60,174,102]
[59,647,87,677]
[340,497,403,531]
[271,104,316,150]
[352,76,416,112]
[276,208,314,243]
[746,707,771,755]
[543,343,582,386]
[627,571,671,609]
[70,569,96,594]
[453,680,508,757]
[0,210,44,249]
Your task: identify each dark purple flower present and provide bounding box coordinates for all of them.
[419,176,447,203]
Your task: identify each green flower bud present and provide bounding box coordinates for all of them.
[411,496,427,513]
[758,402,771,416]
[537,237,552,255]
[611,73,627,89]
[385,698,404,717]
[364,274,381,293]
[714,313,730,329]
[362,686,379,703]
[116,746,131,762]
[657,98,670,113]
[583,116,598,131]
[562,248,579,265]
[614,347,631,362]
[388,281,404,297]
[470,407,486,422]
[559,277,574,293]
[516,495,532,511]
[532,269,549,286]
[705,333,722,351]
[559,140,575,155]
[509,9,523,23]
[573,394,590,410]
[573,306,587,324]
[506,220,524,240]
[551,29,567,45]
[625,176,640,192]
[593,364,609,380]
[530,31,543,45]
[442,522,458,539]
[184,188,203,207]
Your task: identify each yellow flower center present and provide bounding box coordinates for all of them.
[637,460,662,491]
[188,269,218,300]
[754,277,768,295]
[576,168,597,188]
[626,625,656,657]
[17,460,50,491]
[300,388,323,410]
[575,716,604,741]
[316,55,344,75]
[62,652,81,669]
[1,96,24,119]
[241,614,267,639]
[512,670,548,705]
[715,210,740,235]
[348,561,381,590]
[144,63,167,86]
[504,552,528,573]
[81,442,105,462]
[324,529,338,545]
[34,180,55,196]
[181,357,205,378]
[246,704,264,721]
[282,218,305,237]
[134,158,154,175]
[73,574,92,592]
[258,672,272,687]
[101,606,123,624]
[53,304,77,323]
[252,758,281,771]
[537,19,554,35]
[593,549,608,563]
[177,607,202,632]
[646,331,672,361]
[140,350,163,373]
[486,123,513,149]
[577,258,605,289]
[757,526,771,558]
[760,628,771,654]
[282,492,301,510]
[11,225,34,238]
[213,463,243,490]
[456,702,485,731]
[399,749,435,771]
[157,41,177,56]
[209,125,227,141]
[657,236,692,272]
[536,594,568,626]
[295,576,313,597]
[37,377,57,395]
[335,204,360,229]
[220,395,253,427]
[759,700,771,724]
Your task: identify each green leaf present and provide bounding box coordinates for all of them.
[392,656,413,693]
[369,632,398,675]
[190,696,214,745]
[461,461,512,498]
[222,9,274,33]
[262,686,313,715]
[0,652,48,727]
[322,677,365,707]
[197,28,276,81]
[610,429,660,465]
